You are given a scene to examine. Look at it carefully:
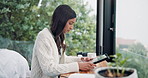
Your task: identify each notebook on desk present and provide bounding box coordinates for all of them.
[68,73,95,78]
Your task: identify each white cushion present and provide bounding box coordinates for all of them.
[0,49,30,78]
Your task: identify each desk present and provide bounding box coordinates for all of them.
[60,61,107,78]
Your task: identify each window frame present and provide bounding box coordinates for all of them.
[96,0,116,57]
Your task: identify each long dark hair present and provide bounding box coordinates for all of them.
[50,5,76,55]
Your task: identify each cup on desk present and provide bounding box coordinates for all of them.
[87,53,96,58]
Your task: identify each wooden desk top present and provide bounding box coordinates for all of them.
[60,61,107,78]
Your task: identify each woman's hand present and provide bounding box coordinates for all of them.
[81,57,93,62]
[78,62,96,71]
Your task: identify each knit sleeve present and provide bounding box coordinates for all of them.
[64,54,82,63]
[34,32,79,77]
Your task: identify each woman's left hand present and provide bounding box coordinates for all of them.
[81,57,93,62]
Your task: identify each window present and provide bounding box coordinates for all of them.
[116,0,148,77]
[97,0,148,78]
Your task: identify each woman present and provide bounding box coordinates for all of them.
[31,5,96,78]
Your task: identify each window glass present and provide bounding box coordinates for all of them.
[116,0,148,77]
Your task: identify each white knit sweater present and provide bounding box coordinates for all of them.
[31,28,81,78]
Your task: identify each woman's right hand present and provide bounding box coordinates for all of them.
[78,62,96,71]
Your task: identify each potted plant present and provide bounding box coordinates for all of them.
[94,53,138,78]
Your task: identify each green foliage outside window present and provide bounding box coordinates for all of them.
[118,51,148,78]
[128,43,147,56]
[117,42,148,78]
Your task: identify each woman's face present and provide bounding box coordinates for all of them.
[63,18,76,33]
